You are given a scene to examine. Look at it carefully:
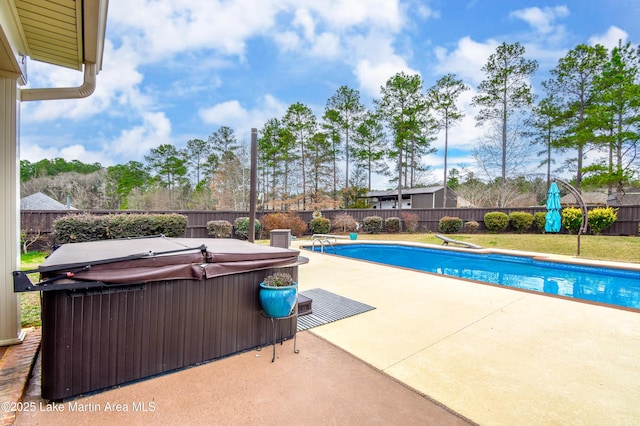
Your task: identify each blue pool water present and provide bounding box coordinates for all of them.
[304,243,640,310]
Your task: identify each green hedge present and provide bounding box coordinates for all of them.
[484,212,509,233]
[309,217,331,234]
[509,212,534,233]
[533,212,547,233]
[54,213,187,244]
[233,217,262,240]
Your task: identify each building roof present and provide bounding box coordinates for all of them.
[20,192,75,210]
[366,186,446,198]
[560,192,608,206]
[607,192,640,206]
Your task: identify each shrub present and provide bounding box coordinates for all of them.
[147,214,188,237]
[509,212,534,233]
[106,214,147,238]
[588,207,617,235]
[109,213,187,238]
[54,213,187,244]
[533,212,547,233]
[561,207,583,234]
[54,214,107,243]
[262,212,307,237]
[401,212,419,233]
[206,220,233,238]
[438,216,463,234]
[362,216,383,234]
[331,213,358,233]
[234,217,262,240]
[385,217,401,233]
[309,217,331,234]
[484,212,509,233]
[464,220,479,233]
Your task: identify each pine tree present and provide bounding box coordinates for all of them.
[584,41,640,201]
[472,42,538,207]
[427,74,469,206]
[545,43,608,191]
[375,72,432,210]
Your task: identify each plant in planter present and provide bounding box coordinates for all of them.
[259,272,298,318]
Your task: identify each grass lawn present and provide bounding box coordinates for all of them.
[19,251,46,328]
[17,233,640,326]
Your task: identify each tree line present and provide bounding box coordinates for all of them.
[21,40,640,210]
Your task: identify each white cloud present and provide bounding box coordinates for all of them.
[199,95,288,129]
[286,0,402,31]
[59,145,108,165]
[273,31,302,52]
[355,60,419,98]
[270,0,407,67]
[430,89,482,154]
[415,4,440,20]
[20,143,65,163]
[21,39,148,122]
[107,0,404,64]
[108,112,173,160]
[510,6,569,34]
[108,0,282,62]
[20,140,111,166]
[311,32,342,58]
[293,8,316,40]
[200,100,248,124]
[22,112,173,166]
[348,29,419,97]
[589,26,628,49]
[433,37,499,86]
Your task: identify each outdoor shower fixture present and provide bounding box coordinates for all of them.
[553,178,588,256]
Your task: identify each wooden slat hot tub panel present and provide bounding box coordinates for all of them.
[40,268,297,400]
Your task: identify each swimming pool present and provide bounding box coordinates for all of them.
[303,243,640,310]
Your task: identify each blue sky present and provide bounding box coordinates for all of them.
[19,1,639,189]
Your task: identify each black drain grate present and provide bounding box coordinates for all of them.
[297,288,375,331]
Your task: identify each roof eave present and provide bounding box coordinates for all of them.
[82,0,109,72]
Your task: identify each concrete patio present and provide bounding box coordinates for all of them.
[7,240,640,425]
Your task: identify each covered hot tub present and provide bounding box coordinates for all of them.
[14,236,306,401]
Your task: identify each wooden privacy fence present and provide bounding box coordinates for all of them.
[21,206,640,250]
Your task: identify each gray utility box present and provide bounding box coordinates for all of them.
[270,229,291,249]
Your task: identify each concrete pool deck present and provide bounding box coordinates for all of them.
[293,240,640,425]
[12,239,640,425]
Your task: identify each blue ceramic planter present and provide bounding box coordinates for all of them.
[259,282,298,318]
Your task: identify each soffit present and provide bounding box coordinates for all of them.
[16,0,84,70]
[1,0,106,80]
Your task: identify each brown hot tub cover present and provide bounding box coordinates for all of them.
[27,236,300,287]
